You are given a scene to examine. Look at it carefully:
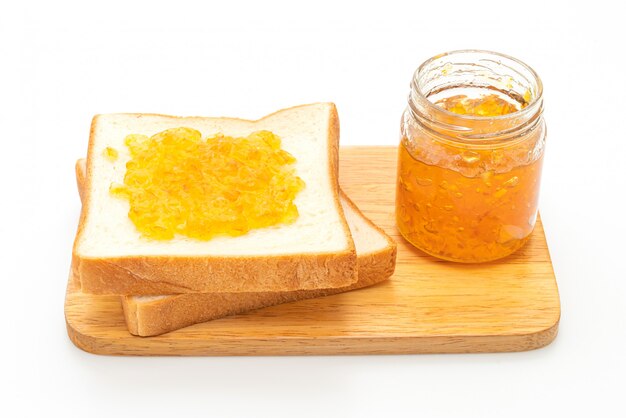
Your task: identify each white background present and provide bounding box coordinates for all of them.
[2,0,625,417]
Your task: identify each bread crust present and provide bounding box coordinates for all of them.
[73,104,357,295]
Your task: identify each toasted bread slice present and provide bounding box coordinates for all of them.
[73,104,357,295]
[76,159,396,336]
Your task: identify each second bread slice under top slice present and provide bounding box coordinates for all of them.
[73,103,357,295]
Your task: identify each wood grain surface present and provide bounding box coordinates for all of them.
[65,146,560,355]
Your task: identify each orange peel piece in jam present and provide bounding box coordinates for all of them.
[110,127,305,240]
[435,94,523,116]
[103,147,119,161]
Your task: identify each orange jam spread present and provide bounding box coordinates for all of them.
[110,128,305,240]
[397,94,543,263]
[103,147,119,161]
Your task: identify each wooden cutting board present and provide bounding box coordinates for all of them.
[65,146,560,355]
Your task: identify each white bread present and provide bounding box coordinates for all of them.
[73,103,358,294]
[76,159,397,336]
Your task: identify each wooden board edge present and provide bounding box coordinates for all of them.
[66,318,102,355]
[65,297,560,356]
[64,328,560,356]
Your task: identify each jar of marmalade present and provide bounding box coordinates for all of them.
[396,50,546,263]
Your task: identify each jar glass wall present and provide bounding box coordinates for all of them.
[396,50,546,263]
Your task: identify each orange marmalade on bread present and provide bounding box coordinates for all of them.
[396,50,546,263]
[109,128,304,240]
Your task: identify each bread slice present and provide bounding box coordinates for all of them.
[73,103,357,295]
[76,159,397,336]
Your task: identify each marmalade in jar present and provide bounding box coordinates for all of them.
[396,50,546,263]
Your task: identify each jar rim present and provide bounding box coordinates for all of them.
[411,49,544,123]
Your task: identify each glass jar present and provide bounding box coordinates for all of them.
[396,50,546,263]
